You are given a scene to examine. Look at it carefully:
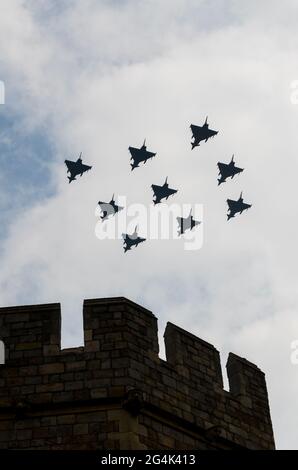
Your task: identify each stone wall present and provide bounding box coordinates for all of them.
[0,297,275,449]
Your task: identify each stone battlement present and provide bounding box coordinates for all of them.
[0,297,275,450]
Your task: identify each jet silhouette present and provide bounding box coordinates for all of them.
[217,155,244,185]
[122,226,146,252]
[190,117,218,149]
[128,139,156,170]
[177,210,201,236]
[98,194,124,221]
[227,192,251,220]
[65,153,92,183]
[151,177,178,205]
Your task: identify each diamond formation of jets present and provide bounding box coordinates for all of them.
[128,139,156,171]
[190,117,218,150]
[217,155,244,186]
[122,226,146,253]
[65,153,92,183]
[227,192,251,221]
[177,210,201,236]
[65,112,253,253]
[98,194,124,221]
[151,177,178,205]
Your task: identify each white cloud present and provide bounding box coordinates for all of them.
[0,0,298,449]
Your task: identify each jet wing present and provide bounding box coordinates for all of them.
[143,150,156,160]
[98,200,108,208]
[217,162,228,171]
[217,162,229,175]
[113,203,123,214]
[227,199,239,211]
[240,202,251,211]
[128,147,141,160]
[136,236,146,244]
[151,184,162,196]
[65,160,78,173]
[206,129,217,138]
[122,233,131,243]
[190,124,203,138]
[233,165,244,174]
[79,163,92,173]
[166,187,177,197]
[177,217,185,234]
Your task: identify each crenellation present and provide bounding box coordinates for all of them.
[0,297,275,449]
[164,322,224,391]
[0,303,61,366]
[226,352,272,428]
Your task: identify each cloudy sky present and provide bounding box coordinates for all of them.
[0,0,298,449]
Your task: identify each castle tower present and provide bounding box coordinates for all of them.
[0,297,275,449]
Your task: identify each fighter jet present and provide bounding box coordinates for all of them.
[65,153,92,183]
[177,210,201,236]
[128,139,156,170]
[227,192,251,220]
[151,177,178,205]
[98,194,124,221]
[217,155,244,185]
[122,226,146,253]
[190,117,218,149]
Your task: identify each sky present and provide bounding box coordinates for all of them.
[0,0,298,449]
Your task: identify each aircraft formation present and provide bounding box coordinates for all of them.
[190,117,251,220]
[64,116,251,252]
